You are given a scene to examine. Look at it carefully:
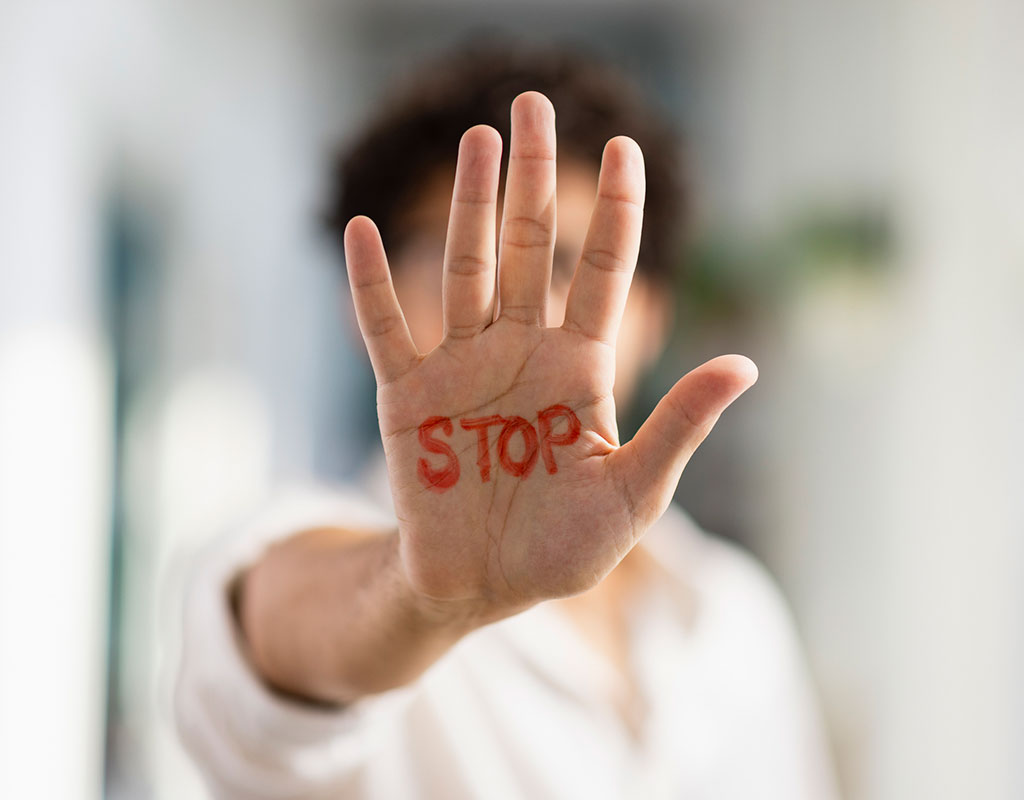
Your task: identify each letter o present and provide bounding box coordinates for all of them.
[496,416,539,478]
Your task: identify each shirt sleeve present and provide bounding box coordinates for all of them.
[172,485,419,799]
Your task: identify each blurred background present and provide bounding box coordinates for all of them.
[1,0,1022,798]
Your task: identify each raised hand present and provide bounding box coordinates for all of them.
[344,92,756,619]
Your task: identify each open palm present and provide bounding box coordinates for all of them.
[344,92,756,615]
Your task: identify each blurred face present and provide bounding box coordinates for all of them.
[385,158,671,411]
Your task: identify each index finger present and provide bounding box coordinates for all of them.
[562,136,645,345]
[442,125,502,339]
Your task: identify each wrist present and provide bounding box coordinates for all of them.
[388,535,523,633]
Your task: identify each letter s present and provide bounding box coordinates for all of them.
[417,416,460,492]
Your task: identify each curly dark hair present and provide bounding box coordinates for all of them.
[324,40,688,283]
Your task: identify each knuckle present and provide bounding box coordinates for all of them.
[581,247,631,274]
[350,274,390,290]
[498,304,542,326]
[511,148,556,162]
[501,215,554,249]
[454,189,494,206]
[598,190,644,212]
[444,322,482,340]
[446,253,492,276]
[666,392,710,433]
[364,313,403,338]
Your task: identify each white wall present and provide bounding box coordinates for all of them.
[0,3,113,798]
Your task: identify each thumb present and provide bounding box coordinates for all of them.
[609,354,758,526]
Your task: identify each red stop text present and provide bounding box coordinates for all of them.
[417,404,581,493]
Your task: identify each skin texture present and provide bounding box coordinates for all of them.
[240,92,757,705]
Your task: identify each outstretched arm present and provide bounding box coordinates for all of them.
[239,92,757,705]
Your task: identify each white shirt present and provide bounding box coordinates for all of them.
[174,476,839,800]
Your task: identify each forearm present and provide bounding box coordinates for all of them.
[238,527,490,705]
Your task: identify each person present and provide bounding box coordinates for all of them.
[174,44,839,799]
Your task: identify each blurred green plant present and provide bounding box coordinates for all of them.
[677,204,893,324]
